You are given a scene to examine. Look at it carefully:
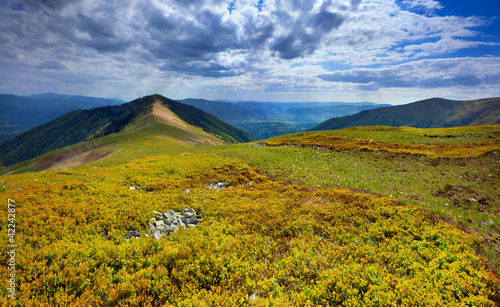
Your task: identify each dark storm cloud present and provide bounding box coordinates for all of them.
[319,58,500,90]
[270,8,345,59]
[141,7,240,58]
[312,11,344,32]
[69,11,133,53]
[242,21,275,48]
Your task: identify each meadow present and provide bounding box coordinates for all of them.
[1,125,499,306]
[202,126,500,272]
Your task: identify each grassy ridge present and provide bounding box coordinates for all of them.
[1,154,499,305]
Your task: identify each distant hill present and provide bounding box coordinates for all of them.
[279,104,391,124]
[0,93,124,143]
[0,94,254,168]
[27,93,124,106]
[224,100,382,115]
[312,97,500,131]
[181,99,389,139]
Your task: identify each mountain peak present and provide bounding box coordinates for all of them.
[0,95,254,172]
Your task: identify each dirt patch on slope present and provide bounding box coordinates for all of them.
[34,145,113,172]
[152,101,189,129]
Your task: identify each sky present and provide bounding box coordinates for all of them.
[0,0,499,105]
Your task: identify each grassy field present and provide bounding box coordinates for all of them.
[198,126,500,273]
[1,125,499,305]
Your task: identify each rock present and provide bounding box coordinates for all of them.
[154,220,165,227]
[125,230,145,239]
[183,208,196,218]
[206,182,229,191]
[153,230,163,240]
[142,208,204,239]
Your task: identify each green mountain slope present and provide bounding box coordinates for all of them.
[0,94,254,169]
[312,97,500,131]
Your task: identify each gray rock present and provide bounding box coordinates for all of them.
[206,182,229,191]
[146,207,203,239]
[153,230,163,240]
[183,208,196,218]
[125,230,145,239]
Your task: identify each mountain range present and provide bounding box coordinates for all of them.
[0,93,124,143]
[312,97,500,131]
[2,93,499,173]
[1,94,388,142]
[0,94,253,170]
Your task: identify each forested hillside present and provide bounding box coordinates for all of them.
[312,97,500,131]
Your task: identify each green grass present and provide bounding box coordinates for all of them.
[194,126,500,273]
[2,152,499,306]
[271,125,500,145]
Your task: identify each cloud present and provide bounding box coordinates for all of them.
[319,57,500,90]
[0,0,499,102]
[401,0,443,12]
[35,60,67,70]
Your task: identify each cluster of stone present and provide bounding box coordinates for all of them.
[149,209,203,239]
[206,182,229,191]
[124,208,203,240]
[129,186,145,191]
